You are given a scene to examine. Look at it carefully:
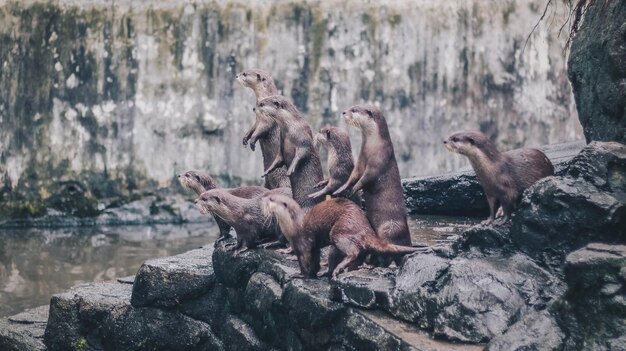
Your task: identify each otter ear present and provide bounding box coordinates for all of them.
[273,101,281,109]
[257,73,261,80]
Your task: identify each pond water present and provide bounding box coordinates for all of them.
[0,222,218,317]
[0,214,478,318]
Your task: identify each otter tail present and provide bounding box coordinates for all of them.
[372,241,428,255]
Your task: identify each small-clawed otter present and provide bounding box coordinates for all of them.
[195,188,290,254]
[256,95,324,211]
[261,194,426,278]
[444,131,554,224]
[236,69,290,189]
[242,108,291,189]
[178,170,267,242]
[334,105,412,260]
[308,126,355,199]
[235,68,279,100]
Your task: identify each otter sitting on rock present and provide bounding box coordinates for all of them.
[178,170,268,242]
[261,194,426,278]
[195,187,290,254]
[309,126,356,200]
[444,131,554,224]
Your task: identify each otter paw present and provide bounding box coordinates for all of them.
[242,137,248,146]
[276,247,294,255]
[285,255,298,261]
[481,219,494,226]
[320,259,328,267]
[250,142,256,151]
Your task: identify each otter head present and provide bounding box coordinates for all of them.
[314,126,333,147]
[256,96,297,123]
[194,189,226,216]
[178,170,214,195]
[341,105,384,134]
[260,193,303,238]
[235,69,277,98]
[444,131,494,158]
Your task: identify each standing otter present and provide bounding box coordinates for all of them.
[256,95,324,211]
[195,188,289,254]
[236,69,290,189]
[444,131,554,224]
[308,126,355,199]
[242,108,291,189]
[261,194,426,278]
[235,69,279,100]
[334,105,412,262]
[178,170,269,242]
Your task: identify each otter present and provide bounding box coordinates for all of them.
[444,131,554,224]
[178,170,268,242]
[242,108,291,189]
[308,126,355,199]
[256,95,324,211]
[195,188,290,254]
[334,105,412,265]
[261,194,426,278]
[235,68,279,100]
[236,69,290,189]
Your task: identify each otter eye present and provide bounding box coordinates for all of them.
[195,175,201,181]
[326,130,331,138]
[201,196,208,201]
[467,138,475,145]
[351,109,357,113]
[259,102,264,107]
[452,137,459,142]
[283,203,287,208]
[257,73,261,80]
[214,196,221,204]
[273,101,280,109]
[366,110,373,117]
[242,72,247,77]
[262,77,266,82]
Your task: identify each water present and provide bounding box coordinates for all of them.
[408,214,479,246]
[0,215,477,319]
[0,222,218,317]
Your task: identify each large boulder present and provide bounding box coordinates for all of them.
[510,142,626,272]
[0,306,48,351]
[389,253,563,343]
[568,0,626,144]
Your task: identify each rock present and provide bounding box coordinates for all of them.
[220,315,267,351]
[0,306,48,351]
[453,223,512,254]
[342,309,481,351]
[485,309,565,351]
[390,253,563,343]
[568,0,626,144]
[510,142,626,273]
[44,281,217,351]
[131,246,215,307]
[212,239,265,288]
[403,141,585,215]
[543,244,626,350]
[330,269,395,310]
[180,284,229,331]
[244,273,288,346]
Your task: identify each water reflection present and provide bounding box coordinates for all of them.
[0,222,218,317]
[408,215,478,246]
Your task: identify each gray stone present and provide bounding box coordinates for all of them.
[0,306,48,351]
[330,269,395,309]
[244,272,288,346]
[220,315,267,351]
[486,309,565,351]
[391,253,563,343]
[568,0,626,144]
[131,246,215,307]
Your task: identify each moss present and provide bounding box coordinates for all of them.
[72,337,88,351]
[502,1,516,27]
[388,12,402,27]
[310,9,327,74]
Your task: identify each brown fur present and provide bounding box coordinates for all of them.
[335,105,412,261]
[444,131,554,224]
[236,69,290,189]
[261,195,426,278]
[178,170,268,241]
[309,126,356,199]
[235,69,279,100]
[242,108,291,189]
[257,95,324,211]
[195,188,290,254]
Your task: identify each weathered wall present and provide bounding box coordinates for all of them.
[0,0,582,205]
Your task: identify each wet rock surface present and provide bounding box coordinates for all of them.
[0,306,48,351]
[568,0,626,144]
[403,141,585,216]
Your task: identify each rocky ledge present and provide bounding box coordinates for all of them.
[0,142,623,351]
